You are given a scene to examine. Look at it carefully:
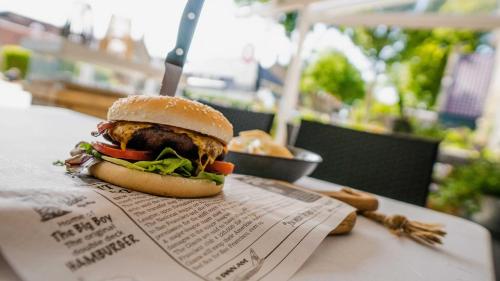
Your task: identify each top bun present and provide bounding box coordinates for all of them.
[108,96,233,144]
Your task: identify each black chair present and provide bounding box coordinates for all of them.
[294,120,440,206]
[199,101,275,136]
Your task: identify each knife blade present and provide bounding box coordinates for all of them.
[160,0,205,96]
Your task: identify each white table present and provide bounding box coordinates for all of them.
[0,106,495,281]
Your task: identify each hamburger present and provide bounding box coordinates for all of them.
[65,96,234,198]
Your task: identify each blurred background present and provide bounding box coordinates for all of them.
[2,0,500,253]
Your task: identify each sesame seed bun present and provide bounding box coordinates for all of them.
[107,96,233,144]
[89,161,223,198]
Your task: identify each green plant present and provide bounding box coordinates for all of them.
[442,127,475,149]
[1,45,31,78]
[410,122,446,140]
[430,155,500,216]
[411,122,477,148]
[298,108,330,124]
[348,99,399,127]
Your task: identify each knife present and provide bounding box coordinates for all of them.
[159,0,205,96]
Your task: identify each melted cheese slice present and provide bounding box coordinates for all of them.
[169,127,225,173]
[109,122,152,150]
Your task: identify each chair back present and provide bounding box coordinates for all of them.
[295,120,440,206]
[200,101,275,136]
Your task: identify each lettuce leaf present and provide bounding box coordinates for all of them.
[195,172,225,185]
[135,158,193,176]
[101,147,224,185]
[154,147,184,161]
[79,142,101,158]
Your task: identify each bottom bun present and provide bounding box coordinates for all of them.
[89,161,223,198]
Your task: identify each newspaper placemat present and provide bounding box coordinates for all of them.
[0,162,354,281]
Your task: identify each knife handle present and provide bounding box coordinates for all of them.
[166,0,205,67]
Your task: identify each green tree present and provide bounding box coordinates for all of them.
[344,26,404,118]
[301,51,365,105]
[345,27,482,110]
[345,26,403,64]
[397,29,482,108]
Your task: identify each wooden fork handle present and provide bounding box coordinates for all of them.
[318,188,379,212]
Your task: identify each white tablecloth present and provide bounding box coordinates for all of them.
[0,106,495,281]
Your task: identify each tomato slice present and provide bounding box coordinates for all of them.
[92,142,153,161]
[206,161,235,175]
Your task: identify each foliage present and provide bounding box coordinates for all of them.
[370,102,400,117]
[345,27,483,110]
[348,100,396,133]
[411,122,477,148]
[301,51,365,105]
[430,156,500,216]
[403,39,448,108]
[403,29,481,108]
[1,45,31,78]
[299,108,331,124]
[442,127,475,149]
[350,99,399,124]
[344,26,403,64]
[410,122,446,140]
[280,12,298,37]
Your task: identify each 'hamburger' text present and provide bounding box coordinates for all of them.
[65,234,139,272]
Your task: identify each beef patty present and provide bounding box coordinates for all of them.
[104,124,225,161]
